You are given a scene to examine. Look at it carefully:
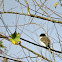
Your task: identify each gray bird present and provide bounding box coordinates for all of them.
[40,33,52,53]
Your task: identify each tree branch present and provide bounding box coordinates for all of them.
[24,0,30,15]
[0,11,62,24]
[20,37,62,53]
[0,55,22,62]
[19,44,52,62]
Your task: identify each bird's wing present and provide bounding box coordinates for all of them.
[40,36,50,47]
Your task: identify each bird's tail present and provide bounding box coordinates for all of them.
[49,48,53,54]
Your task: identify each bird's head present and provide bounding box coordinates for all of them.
[40,33,46,37]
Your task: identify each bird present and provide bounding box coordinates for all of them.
[40,33,52,53]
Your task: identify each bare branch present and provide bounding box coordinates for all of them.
[24,0,30,15]
[0,55,22,62]
[19,44,52,62]
[0,11,62,24]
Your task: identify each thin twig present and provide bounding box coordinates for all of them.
[0,55,22,62]
[1,11,62,24]
[19,44,52,62]
[24,0,30,15]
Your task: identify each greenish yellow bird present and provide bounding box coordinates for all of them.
[10,31,21,45]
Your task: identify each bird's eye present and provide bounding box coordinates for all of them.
[18,41,21,45]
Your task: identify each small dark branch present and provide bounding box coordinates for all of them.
[0,55,22,62]
[20,38,62,53]
[0,34,62,53]
[0,34,10,41]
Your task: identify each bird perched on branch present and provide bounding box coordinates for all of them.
[40,33,52,53]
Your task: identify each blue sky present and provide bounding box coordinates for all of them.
[0,0,62,62]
